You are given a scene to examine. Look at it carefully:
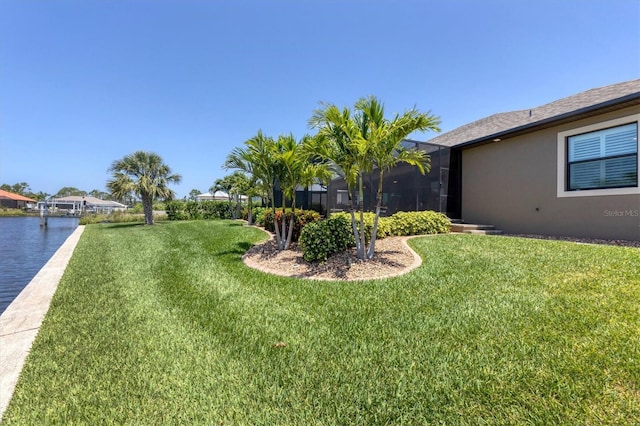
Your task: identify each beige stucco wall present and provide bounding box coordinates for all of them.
[461,105,640,241]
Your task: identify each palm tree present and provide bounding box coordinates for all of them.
[225,146,259,225]
[309,102,373,258]
[226,131,328,250]
[356,96,440,258]
[309,96,440,259]
[228,131,284,242]
[272,134,331,249]
[107,151,182,225]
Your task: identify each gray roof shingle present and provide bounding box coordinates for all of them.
[427,79,640,147]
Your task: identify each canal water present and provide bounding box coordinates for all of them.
[0,216,79,315]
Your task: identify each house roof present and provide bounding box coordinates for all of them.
[0,189,36,202]
[427,79,640,148]
[50,196,127,208]
[197,191,248,200]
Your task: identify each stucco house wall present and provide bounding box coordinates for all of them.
[461,105,640,240]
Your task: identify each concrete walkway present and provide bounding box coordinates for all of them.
[0,225,85,420]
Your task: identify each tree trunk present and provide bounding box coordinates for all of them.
[270,188,282,248]
[347,188,362,256]
[284,200,296,250]
[279,200,287,250]
[247,198,253,225]
[366,172,385,259]
[142,195,154,225]
[358,209,366,259]
[356,176,366,259]
[228,195,235,219]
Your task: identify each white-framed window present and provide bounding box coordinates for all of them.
[557,114,640,198]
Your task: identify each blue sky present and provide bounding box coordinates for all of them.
[1,0,638,199]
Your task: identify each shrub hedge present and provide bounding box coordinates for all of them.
[299,214,355,262]
[165,200,233,221]
[387,210,451,236]
[300,210,450,262]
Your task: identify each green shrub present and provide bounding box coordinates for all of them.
[165,200,187,220]
[299,215,355,262]
[165,200,233,220]
[184,201,203,220]
[130,203,144,214]
[330,211,392,241]
[330,210,450,239]
[388,211,451,236]
[200,200,233,220]
[246,206,269,225]
[0,208,28,216]
[263,208,321,242]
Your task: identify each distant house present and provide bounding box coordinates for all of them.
[325,79,639,241]
[36,196,127,214]
[196,191,247,202]
[0,190,36,210]
[427,79,639,241]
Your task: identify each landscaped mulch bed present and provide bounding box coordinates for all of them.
[243,236,423,281]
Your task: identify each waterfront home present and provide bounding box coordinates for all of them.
[0,190,36,210]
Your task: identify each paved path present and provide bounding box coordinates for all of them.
[0,225,85,420]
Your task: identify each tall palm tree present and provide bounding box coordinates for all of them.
[309,96,440,259]
[226,131,281,240]
[226,131,328,250]
[308,103,371,258]
[225,145,262,225]
[273,134,331,249]
[356,96,440,258]
[107,151,182,225]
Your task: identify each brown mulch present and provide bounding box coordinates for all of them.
[242,235,423,281]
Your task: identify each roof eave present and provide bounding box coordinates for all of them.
[453,92,640,150]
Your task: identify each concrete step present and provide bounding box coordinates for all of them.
[450,223,496,232]
[450,222,503,235]
[465,229,503,235]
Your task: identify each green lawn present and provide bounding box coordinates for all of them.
[3,221,639,424]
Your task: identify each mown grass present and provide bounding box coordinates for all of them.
[3,221,639,424]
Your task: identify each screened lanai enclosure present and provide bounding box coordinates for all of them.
[326,140,460,218]
[279,140,461,219]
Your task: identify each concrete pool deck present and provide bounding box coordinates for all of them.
[0,225,85,420]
